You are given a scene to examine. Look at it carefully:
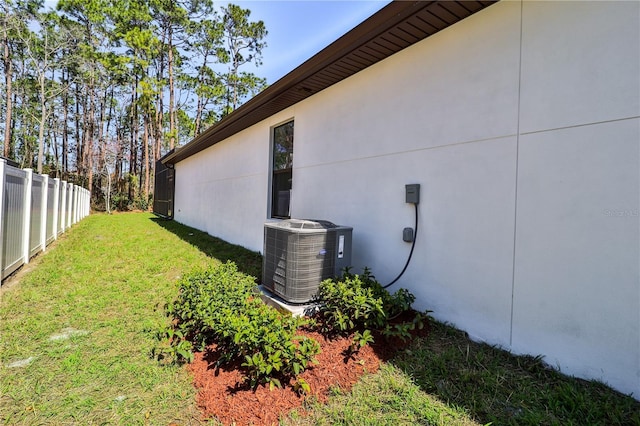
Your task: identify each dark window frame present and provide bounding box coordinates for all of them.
[270,120,294,219]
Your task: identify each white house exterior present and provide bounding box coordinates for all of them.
[162,1,639,398]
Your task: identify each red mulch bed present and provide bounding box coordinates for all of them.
[188,318,427,425]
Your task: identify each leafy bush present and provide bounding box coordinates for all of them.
[314,267,426,343]
[315,273,386,334]
[347,267,416,319]
[155,262,320,388]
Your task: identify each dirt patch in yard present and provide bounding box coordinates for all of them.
[188,330,392,425]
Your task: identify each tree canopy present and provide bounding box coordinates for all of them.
[0,0,267,210]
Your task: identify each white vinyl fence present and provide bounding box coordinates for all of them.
[0,159,90,281]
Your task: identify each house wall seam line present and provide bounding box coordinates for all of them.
[509,0,524,348]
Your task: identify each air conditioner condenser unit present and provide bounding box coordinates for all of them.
[262,219,353,304]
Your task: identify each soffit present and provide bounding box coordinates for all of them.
[164,0,497,164]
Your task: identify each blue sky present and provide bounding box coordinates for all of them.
[231,1,390,83]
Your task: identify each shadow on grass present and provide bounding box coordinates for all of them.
[390,320,640,426]
[149,216,640,425]
[150,216,263,281]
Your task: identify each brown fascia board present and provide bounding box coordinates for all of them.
[163,0,496,165]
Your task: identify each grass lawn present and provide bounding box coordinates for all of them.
[286,320,639,426]
[1,212,638,425]
[0,213,222,425]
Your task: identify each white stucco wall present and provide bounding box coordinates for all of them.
[174,0,640,397]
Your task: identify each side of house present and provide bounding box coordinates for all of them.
[167,1,640,397]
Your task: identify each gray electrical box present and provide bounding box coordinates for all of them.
[403,227,414,242]
[405,184,420,204]
[263,219,353,304]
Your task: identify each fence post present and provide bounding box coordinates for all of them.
[75,186,80,223]
[0,159,5,280]
[22,169,33,265]
[52,178,59,240]
[40,174,48,252]
[73,185,77,225]
[72,185,76,225]
[67,184,72,228]
[78,187,82,221]
[72,185,77,225]
[60,180,67,232]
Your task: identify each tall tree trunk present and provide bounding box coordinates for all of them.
[75,83,82,176]
[81,86,89,180]
[116,128,122,183]
[62,70,69,174]
[155,28,165,160]
[107,86,115,175]
[37,72,47,173]
[105,86,112,136]
[10,90,16,160]
[155,85,164,158]
[143,114,149,202]
[129,76,138,201]
[3,26,13,158]
[86,75,96,193]
[168,26,175,149]
[51,123,59,175]
[95,87,108,198]
[194,86,204,136]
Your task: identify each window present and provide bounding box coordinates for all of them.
[271,121,294,218]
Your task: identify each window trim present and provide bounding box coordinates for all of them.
[268,119,294,219]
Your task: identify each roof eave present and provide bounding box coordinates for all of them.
[164,0,497,165]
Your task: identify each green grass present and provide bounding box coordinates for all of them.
[285,321,639,426]
[2,212,638,425]
[0,212,259,425]
[284,363,481,426]
[151,217,262,279]
[389,321,640,426]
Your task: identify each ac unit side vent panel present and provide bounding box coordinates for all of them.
[262,219,352,304]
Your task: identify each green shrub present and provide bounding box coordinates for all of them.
[165,261,257,351]
[315,267,426,343]
[156,261,320,388]
[347,267,416,319]
[315,273,386,334]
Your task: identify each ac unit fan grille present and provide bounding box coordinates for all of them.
[263,220,352,304]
